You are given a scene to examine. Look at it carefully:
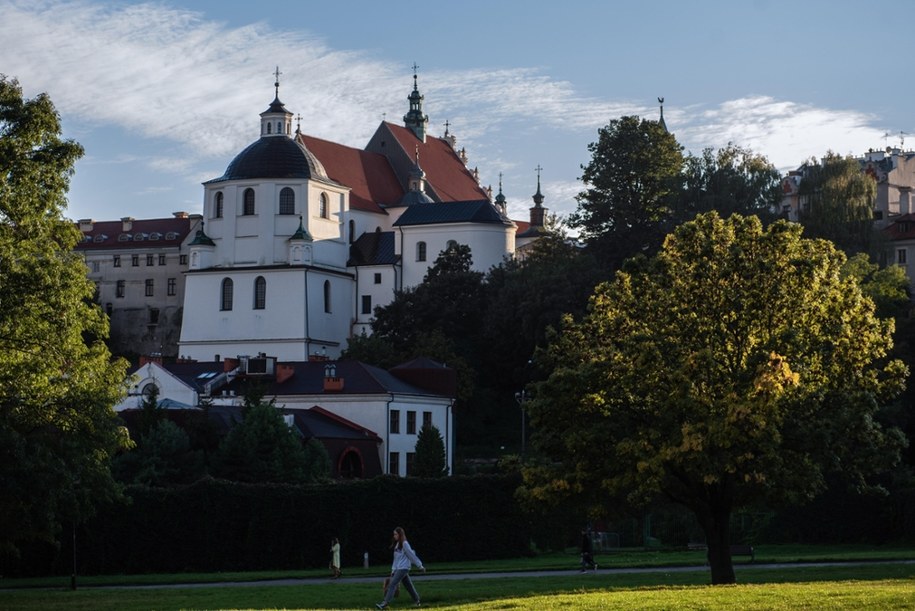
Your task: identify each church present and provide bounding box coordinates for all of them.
[178,70,545,362]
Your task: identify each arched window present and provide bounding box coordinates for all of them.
[214,191,224,218]
[243,188,255,215]
[279,187,295,215]
[416,241,427,262]
[277,121,282,134]
[266,123,272,134]
[323,280,331,313]
[220,278,233,311]
[254,276,266,309]
[348,219,356,244]
[319,192,329,219]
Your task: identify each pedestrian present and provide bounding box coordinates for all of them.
[376,526,425,609]
[580,528,597,572]
[329,537,341,579]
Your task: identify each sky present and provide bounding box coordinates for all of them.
[1,0,911,225]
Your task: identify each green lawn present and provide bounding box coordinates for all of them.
[1,545,914,610]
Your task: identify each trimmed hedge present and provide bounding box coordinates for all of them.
[55,474,563,575]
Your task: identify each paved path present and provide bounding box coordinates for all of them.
[92,559,915,590]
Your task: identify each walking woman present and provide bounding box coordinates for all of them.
[376,526,425,609]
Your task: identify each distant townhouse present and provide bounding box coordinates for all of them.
[75,213,201,359]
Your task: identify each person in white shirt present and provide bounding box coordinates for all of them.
[377,526,425,609]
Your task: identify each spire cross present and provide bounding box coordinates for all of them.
[411,62,420,90]
[535,165,543,181]
[295,114,302,133]
[443,119,450,135]
[273,66,282,97]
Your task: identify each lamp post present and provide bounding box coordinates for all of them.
[514,390,527,457]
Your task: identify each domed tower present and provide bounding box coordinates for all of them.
[180,70,352,363]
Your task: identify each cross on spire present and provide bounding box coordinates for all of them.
[295,114,302,133]
[535,164,543,181]
[443,119,450,135]
[273,66,283,98]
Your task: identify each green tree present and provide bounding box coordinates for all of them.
[211,395,317,484]
[0,77,130,558]
[841,253,910,319]
[797,152,877,255]
[113,419,205,486]
[676,143,781,223]
[412,424,448,477]
[571,115,684,268]
[521,213,907,585]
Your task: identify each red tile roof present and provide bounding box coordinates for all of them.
[297,134,399,214]
[382,122,490,202]
[884,213,915,241]
[75,217,196,250]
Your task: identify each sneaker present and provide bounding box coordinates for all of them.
[376,604,386,610]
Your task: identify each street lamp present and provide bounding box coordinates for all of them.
[514,390,528,457]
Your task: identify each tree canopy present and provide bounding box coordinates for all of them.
[0,76,130,557]
[571,115,684,268]
[413,423,448,477]
[521,212,907,584]
[797,152,877,255]
[676,143,781,223]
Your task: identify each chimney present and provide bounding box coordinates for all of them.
[139,354,163,367]
[121,217,134,231]
[78,219,94,232]
[323,362,344,392]
[223,357,240,372]
[173,211,188,219]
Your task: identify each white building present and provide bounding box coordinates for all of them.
[179,73,521,361]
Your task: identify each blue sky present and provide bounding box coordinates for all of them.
[1,0,910,224]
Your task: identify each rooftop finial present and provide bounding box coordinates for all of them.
[657,97,668,132]
[443,119,450,136]
[274,66,283,98]
[295,113,302,134]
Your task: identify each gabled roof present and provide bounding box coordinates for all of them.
[394,199,510,227]
[884,213,915,241]
[348,231,398,266]
[368,122,489,202]
[291,406,382,442]
[298,134,400,214]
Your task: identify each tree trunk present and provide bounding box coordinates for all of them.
[697,502,736,585]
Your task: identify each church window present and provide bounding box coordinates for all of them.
[167,278,176,296]
[416,241,427,262]
[243,188,256,215]
[266,123,272,134]
[145,279,154,296]
[277,121,282,134]
[407,410,416,434]
[374,273,381,284]
[116,280,125,298]
[389,452,399,476]
[221,278,234,311]
[361,295,372,315]
[159,254,166,265]
[319,193,329,219]
[146,254,154,266]
[390,410,400,434]
[132,255,139,267]
[215,192,224,218]
[279,187,295,215]
[323,280,331,313]
[254,276,266,309]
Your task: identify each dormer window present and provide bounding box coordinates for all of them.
[149,232,161,241]
[94,234,107,243]
[165,232,179,240]
[118,234,131,242]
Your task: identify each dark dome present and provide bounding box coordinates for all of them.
[208,136,328,183]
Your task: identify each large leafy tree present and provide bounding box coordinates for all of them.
[570,115,684,269]
[797,152,877,255]
[521,213,906,584]
[0,77,130,557]
[675,143,782,223]
[211,392,328,484]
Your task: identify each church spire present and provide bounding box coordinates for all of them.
[260,66,293,137]
[530,165,547,229]
[403,63,429,142]
[658,96,668,133]
[494,173,507,215]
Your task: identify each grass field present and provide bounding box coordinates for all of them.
[2,545,913,610]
